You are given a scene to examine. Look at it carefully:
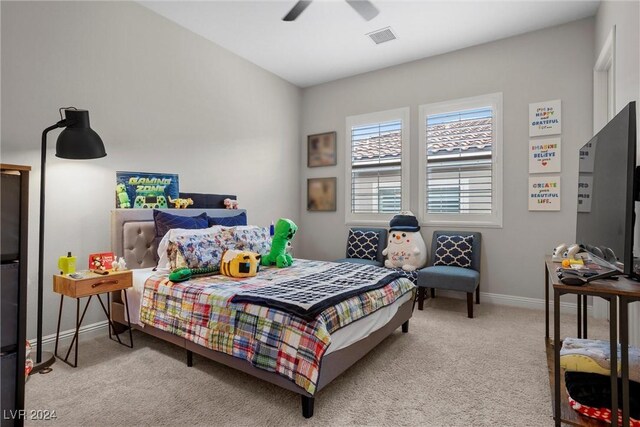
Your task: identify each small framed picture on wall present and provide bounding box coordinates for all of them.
[528,175,561,211]
[529,137,561,173]
[307,131,337,167]
[307,177,337,212]
[529,99,562,137]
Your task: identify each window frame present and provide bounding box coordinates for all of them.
[418,93,503,228]
[345,107,411,225]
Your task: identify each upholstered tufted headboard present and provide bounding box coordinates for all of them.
[110,209,247,269]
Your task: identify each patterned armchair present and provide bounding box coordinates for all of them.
[335,227,388,268]
[417,230,482,318]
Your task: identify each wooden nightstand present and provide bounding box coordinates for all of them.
[53,270,134,367]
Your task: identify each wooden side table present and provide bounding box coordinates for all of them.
[544,256,640,427]
[53,270,134,367]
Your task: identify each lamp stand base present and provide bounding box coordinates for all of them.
[31,351,55,375]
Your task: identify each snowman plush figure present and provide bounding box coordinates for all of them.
[382,212,428,271]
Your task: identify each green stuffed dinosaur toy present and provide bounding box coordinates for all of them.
[168,266,217,282]
[261,218,298,268]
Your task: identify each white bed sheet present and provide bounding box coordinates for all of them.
[123,268,412,354]
[325,290,412,354]
[122,267,159,327]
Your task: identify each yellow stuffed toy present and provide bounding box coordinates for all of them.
[219,250,261,278]
[168,196,194,209]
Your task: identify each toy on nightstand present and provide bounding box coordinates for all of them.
[224,198,239,209]
[116,183,131,208]
[91,255,105,271]
[168,196,194,209]
[261,218,297,268]
[112,257,127,271]
[382,212,427,272]
[58,252,77,275]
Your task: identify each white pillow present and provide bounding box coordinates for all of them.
[156,225,223,269]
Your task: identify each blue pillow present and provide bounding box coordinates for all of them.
[433,235,474,268]
[346,229,379,261]
[207,212,247,227]
[153,210,209,240]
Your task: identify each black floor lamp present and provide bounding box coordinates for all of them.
[32,108,106,373]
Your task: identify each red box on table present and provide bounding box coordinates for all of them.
[88,252,115,271]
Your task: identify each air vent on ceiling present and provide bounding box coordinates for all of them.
[367,27,397,45]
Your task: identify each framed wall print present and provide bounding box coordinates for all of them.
[529,137,561,173]
[529,99,561,137]
[307,177,337,211]
[115,171,179,209]
[307,131,337,167]
[528,175,561,211]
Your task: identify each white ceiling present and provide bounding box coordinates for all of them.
[140,0,600,88]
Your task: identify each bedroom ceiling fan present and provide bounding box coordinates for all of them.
[283,0,379,22]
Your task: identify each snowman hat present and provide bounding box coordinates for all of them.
[389,212,420,232]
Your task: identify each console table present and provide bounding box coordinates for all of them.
[544,256,640,427]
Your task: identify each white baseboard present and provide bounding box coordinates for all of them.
[28,320,109,351]
[432,289,592,316]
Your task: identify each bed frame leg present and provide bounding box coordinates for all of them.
[186,350,193,367]
[301,395,314,418]
[402,320,409,333]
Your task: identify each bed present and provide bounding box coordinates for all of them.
[109,209,414,418]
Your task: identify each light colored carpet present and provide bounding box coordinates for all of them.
[25,297,608,426]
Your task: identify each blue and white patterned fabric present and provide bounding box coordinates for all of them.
[346,229,379,261]
[168,226,272,270]
[231,226,272,254]
[433,235,474,268]
[232,262,403,320]
[171,228,233,269]
[389,268,418,285]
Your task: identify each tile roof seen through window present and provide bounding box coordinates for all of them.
[351,117,492,162]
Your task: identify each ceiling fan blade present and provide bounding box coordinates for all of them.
[345,0,379,21]
[283,0,312,21]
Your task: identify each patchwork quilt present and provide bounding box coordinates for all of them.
[140,259,414,394]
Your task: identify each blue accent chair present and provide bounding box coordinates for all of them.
[335,227,388,267]
[417,230,482,318]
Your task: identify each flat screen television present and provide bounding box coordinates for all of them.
[576,101,637,278]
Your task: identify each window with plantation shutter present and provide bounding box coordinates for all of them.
[419,93,503,227]
[346,108,410,223]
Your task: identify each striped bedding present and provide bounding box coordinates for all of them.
[140,259,414,394]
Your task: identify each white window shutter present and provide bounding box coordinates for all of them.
[350,120,403,214]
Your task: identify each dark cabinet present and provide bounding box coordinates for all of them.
[1,263,20,350]
[1,164,30,427]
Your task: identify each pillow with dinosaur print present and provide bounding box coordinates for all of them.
[170,227,236,270]
[231,226,272,255]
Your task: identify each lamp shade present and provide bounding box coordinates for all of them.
[55,109,106,159]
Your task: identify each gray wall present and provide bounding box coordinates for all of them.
[0,1,302,340]
[596,0,640,116]
[595,0,640,344]
[298,18,595,301]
